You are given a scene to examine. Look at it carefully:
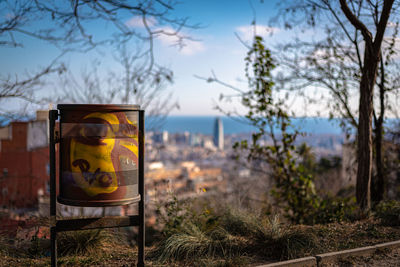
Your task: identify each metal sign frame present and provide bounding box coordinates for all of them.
[49,109,145,267]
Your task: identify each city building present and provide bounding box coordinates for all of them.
[213,117,224,150]
[0,111,50,209]
[152,131,169,144]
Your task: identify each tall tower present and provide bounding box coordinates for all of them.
[213,117,224,150]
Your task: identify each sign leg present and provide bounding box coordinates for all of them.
[137,110,145,267]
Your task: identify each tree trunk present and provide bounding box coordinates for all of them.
[371,72,385,204]
[340,0,395,213]
[372,121,384,203]
[371,93,386,204]
[356,53,378,213]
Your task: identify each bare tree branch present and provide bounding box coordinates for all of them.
[49,45,177,130]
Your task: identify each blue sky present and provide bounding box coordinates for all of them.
[152,0,283,115]
[1,0,301,116]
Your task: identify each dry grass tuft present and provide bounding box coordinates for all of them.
[57,229,118,256]
[151,208,319,265]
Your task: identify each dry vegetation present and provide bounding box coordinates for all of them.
[1,201,400,266]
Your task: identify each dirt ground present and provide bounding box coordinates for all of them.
[1,218,400,266]
[327,247,400,267]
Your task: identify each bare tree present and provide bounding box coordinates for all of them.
[1,0,195,117]
[0,60,65,122]
[276,17,400,204]
[274,0,397,212]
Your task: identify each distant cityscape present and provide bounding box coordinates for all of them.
[0,110,353,229]
[143,116,348,222]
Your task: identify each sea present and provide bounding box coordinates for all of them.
[153,116,346,135]
[3,114,397,136]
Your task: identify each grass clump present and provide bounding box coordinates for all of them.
[151,208,318,265]
[156,223,244,263]
[271,228,318,260]
[57,229,114,256]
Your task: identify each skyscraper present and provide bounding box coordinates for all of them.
[213,117,224,150]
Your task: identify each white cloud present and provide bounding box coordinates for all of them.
[236,25,279,42]
[124,21,205,55]
[125,16,157,28]
[180,40,205,55]
[156,27,205,56]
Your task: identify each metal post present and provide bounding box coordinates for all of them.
[49,110,58,267]
[137,110,145,267]
[50,227,57,267]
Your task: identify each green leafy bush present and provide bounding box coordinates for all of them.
[156,191,219,238]
[229,36,358,225]
[309,196,358,225]
[230,36,323,225]
[375,200,400,226]
[155,193,192,237]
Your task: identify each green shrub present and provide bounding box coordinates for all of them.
[156,193,192,237]
[375,200,400,226]
[311,196,357,224]
[156,191,219,238]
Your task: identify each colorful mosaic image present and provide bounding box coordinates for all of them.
[63,111,138,197]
